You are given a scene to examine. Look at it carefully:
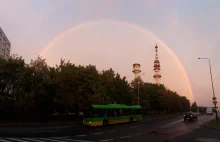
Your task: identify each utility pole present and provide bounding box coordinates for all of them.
[198,58,218,121]
[137,73,145,105]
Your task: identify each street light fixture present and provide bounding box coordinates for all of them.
[137,73,145,105]
[198,57,218,121]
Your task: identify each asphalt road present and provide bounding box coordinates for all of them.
[0,114,215,142]
[171,126,220,142]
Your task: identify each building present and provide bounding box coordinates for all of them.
[0,27,11,59]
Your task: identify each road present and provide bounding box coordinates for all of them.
[0,114,216,142]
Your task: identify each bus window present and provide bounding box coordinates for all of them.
[122,109,130,116]
[131,109,135,115]
[112,109,121,116]
[113,110,117,116]
[93,109,106,117]
[107,109,112,117]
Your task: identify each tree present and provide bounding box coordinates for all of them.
[0,54,192,123]
[0,56,25,120]
[101,69,131,104]
[180,96,190,112]
[191,102,198,112]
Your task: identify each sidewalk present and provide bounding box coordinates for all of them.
[171,124,220,142]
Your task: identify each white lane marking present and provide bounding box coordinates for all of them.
[108,130,116,132]
[120,135,131,139]
[160,115,212,129]
[22,138,44,142]
[6,138,27,142]
[56,138,93,142]
[38,138,67,142]
[160,119,183,128]
[92,132,103,135]
[120,132,145,139]
[50,136,71,138]
[32,130,58,133]
[0,139,10,142]
[161,115,210,128]
[134,133,144,136]
[99,139,114,142]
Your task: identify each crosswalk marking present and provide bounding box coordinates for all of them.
[22,138,45,142]
[6,138,27,142]
[37,138,68,142]
[0,137,94,142]
[0,139,10,142]
[54,138,94,142]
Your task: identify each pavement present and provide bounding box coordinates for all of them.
[171,126,220,142]
[0,114,182,137]
[0,114,217,142]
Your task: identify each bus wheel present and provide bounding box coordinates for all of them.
[103,119,108,127]
[129,118,133,124]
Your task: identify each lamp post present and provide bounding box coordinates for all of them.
[198,58,218,121]
[179,89,184,111]
[137,73,145,105]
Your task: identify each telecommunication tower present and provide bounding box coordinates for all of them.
[153,44,162,85]
[133,63,141,79]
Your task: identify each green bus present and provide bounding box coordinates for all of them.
[83,104,142,127]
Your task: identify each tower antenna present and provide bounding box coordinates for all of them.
[153,44,162,85]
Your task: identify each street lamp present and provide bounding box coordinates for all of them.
[198,58,218,121]
[179,89,184,111]
[137,73,145,105]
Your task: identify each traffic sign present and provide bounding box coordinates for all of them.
[213,100,217,106]
[212,97,217,100]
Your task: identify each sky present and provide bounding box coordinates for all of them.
[1,0,220,106]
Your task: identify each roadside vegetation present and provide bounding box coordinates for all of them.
[0,55,192,124]
[207,120,220,129]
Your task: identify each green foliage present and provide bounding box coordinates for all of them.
[0,55,191,122]
[191,102,198,112]
[130,79,190,113]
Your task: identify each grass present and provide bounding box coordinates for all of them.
[207,119,220,129]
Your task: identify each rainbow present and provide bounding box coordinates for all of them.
[40,20,194,102]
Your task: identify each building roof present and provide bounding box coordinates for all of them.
[0,27,11,45]
[133,63,140,66]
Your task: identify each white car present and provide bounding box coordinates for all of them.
[206,107,213,115]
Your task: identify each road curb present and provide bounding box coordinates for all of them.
[204,124,220,131]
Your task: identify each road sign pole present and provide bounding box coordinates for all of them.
[198,58,218,121]
[213,98,218,121]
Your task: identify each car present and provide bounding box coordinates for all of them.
[184,112,197,121]
[206,107,214,115]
